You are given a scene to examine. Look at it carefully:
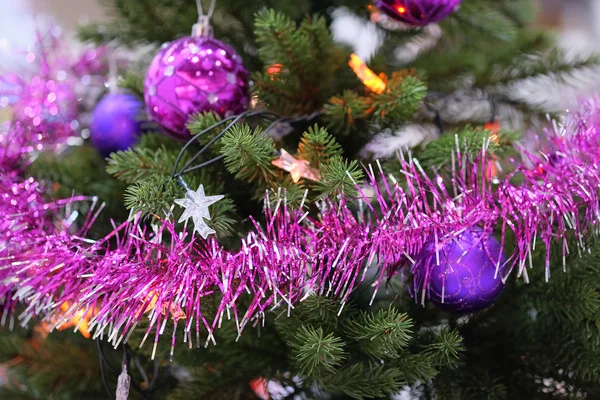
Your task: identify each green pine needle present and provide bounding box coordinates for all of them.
[416,127,518,170]
[296,125,342,168]
[346,308,413,359]
[426,328,464,368]
[317,156,364,197]
[290,326,346,376]
[186,112,226,156]
[107,145,179,183]
[253,10,342,115]
[124,174,178,216]
[321,363,406,400]
[323,91,370,133]
[221,124,277,183]
[371,75,427,125]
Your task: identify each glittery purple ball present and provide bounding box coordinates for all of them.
[91,93,143,157]
[374,0,461,26]
[414,226,507,313]
[144,36,249,140]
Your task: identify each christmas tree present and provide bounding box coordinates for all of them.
[1,0,600,399]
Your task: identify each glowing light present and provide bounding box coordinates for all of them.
[397,6,406,14]
[348,53,386,94]
[35,302,94,339]
[485,121,501,144]
[267,64,282,75]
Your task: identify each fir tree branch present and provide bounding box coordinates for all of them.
[316,156,364,197]
[346,308,413,359]
[252,9,343,115]
[425,328,464,368]
[371,75,427,126]
[289,326,346,376]
[416,127,518,170]
[296,125,342,168]
[118,70,146,98]
[324,91,370,134]
[107,145,179,183]
[488,48,600,86]
[320,363,406,400]
[221,124,277,184]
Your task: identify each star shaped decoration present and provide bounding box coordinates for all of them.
[174,184,224,239]
[272,149,321,183]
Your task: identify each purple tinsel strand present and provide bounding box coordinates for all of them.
[0,25,77,162]
[2,98,600,352]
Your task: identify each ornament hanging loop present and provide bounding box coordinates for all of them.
[193,0,216,37]
[192,16,213,38]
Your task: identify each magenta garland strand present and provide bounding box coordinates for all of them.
[2,98,600,355]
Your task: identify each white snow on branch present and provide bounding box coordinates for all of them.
[331,7,384,62]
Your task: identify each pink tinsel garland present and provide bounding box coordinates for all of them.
[1,98,600,355]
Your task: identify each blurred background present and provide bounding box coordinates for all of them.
[1,0,597,116]
[1,0,600,52]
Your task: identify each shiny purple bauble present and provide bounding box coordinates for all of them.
[90,93,143,157]
[144,35,249,140]
[374,0,461,26]
[414,226,507,313]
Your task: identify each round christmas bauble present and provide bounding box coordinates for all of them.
[12,75,78,142]
[144,36,249,140]
[90,93,143,156]
[414,226,507,313]
[374,0,461,26]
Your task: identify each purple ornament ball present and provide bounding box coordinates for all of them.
[144,36,249,140]
[374,0,461,26]
[414,226,507,313]
[90,93,143,157]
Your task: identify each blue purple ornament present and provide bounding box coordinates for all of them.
[144,35,249,140]
[374,0,461,26]
[90,93,143,157]
[413,226,507,313]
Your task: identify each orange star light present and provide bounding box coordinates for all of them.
[272,149,321,183]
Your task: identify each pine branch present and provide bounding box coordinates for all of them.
[394,353,438,383]
[275,296,345,343]
[267,180,309,210]
[221,124,277,184]
[289,326,346,376]
[371,75,427,126]
[107,145,178,183]
[447,2,518,44]
[320,363,406,400]
[488,48,600,86]
[416,127,518,170]
[346,308,413,359]
[323,91,370,134]
[118,70,145,98]
[252,10,343,115]
[425,328,464,368]
[124,173,238,236]
[186,112,225,157]
[316,156,363,197]
[296,125,342,168]
[124,174,179,215]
